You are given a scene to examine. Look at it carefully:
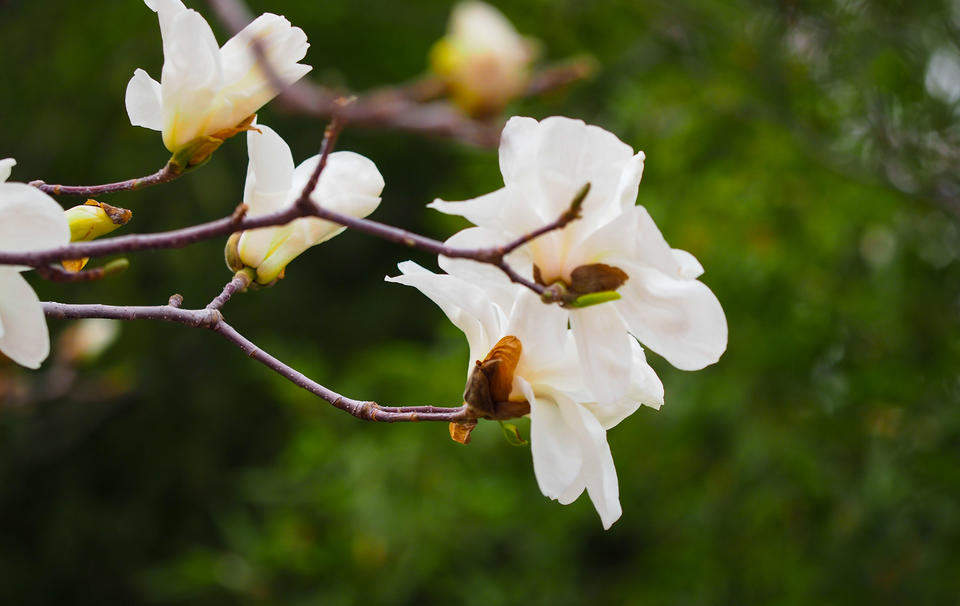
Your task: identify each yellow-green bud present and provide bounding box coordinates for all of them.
[62,200,132,272]
[65,200,132,242]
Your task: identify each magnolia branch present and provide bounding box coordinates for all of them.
[1,182,585,301]
[29,163,181,198]
[41,299,475,423]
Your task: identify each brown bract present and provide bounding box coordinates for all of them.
[463,335,522,417]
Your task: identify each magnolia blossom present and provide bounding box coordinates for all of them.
[387,257,663,529]
[125,0,311,157]
[0,159,71,369]
[430,116,728,404]
[232,124,385,284]
[430,1,535,116]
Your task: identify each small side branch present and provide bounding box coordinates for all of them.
[30,163,181,198]
[42,300,473,424]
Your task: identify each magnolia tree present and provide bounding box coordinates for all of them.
[0,0,727,530]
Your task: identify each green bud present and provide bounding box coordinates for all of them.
[64,200,132,242]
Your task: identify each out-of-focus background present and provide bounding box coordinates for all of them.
[2,0,960,603]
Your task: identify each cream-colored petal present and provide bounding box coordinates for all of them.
[0,270,51,369]
[617,264,727,371]
[125,68,164,131]
[0,183,70,256]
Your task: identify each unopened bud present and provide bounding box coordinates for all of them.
[65,200,132,242]
[56,318,120,364]
[63,200,132,271]
[430,2,536,116]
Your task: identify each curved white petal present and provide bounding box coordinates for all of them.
[498,116,541,186]
[570,304,632,404]
[428,187,539,234]
[125,69,164,131]
[288,151,384,245]
[523,378,583,501]
[217,13,312,128]
[556,396,621,529]
[523,116,635,223]
[0,183,70,257]
[244,123,295,209]
[386,261,501,368]
[671,248,705,279]
[506,289,569,379]
[0,270,50,369]
[585,339,663,430]
[0,158,16,183]
[617,264,727,370]
[158,6,223,151]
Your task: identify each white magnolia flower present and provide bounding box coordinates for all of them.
[430,116,728,404]
[387,259,663,529]
[234,124,384,284]
[126,0,312,158]
[0,159,70,369]
[430,1,535,116]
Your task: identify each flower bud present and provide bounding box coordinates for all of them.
[63,200,132,272]
[430,2,536,116]
[56,319,120,365]
[236,124,385,285]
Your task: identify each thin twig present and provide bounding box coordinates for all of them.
[206,270,252,310]
[41,300,474,423]
[29,163,181,197]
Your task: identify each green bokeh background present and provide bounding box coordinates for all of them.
[2,0,960,603]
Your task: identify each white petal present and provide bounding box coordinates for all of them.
[158,7,223,151]
[527,116,635,223]
[505,289,569,377]
[570,304,632,404]
[556,397,621,529]
[125,69,164,131]
[0,158,15,183]
[526,381,582,501]
[584,339,664,430]
[0,183,70,257]
[617,264,727,370]
[244,123,295,209]
[498,116,541,186]
[0,270,51,369]
[428,187,540,234]
[671,248,704,279]
[289,151,384,245]
[386,262,501,368]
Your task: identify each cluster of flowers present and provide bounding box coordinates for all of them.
[0,0,727,529]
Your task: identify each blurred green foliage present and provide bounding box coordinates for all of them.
[2,0,960,604]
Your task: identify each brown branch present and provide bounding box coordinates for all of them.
[206,269,252,311]
[41,300,474,423]
[29,163,181,198]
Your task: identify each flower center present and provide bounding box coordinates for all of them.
[534,263,629,307]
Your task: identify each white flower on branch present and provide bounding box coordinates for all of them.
[430,1,536,117]
[125,0,311,165]
[232,124,384,284]
[387,261,663,529]
[0,159,70,369]
[430,116,728,404]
